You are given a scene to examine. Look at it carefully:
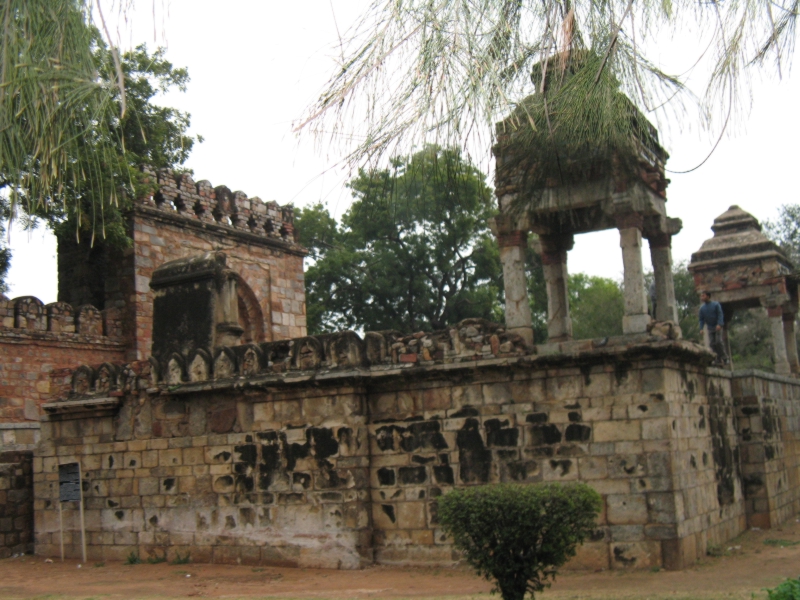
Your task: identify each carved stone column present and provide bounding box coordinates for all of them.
[618,215,651,334]
[782,312,799,374]
[647,232,679,323]
[497,229,534,347]
[539,234,574,342]
[764,304,791,375]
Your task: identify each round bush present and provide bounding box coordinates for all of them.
[438,482,602,600]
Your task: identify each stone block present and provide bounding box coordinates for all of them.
[183,447,205,466]
[395,502,428,529]
[608,525,644,541]
[372,504,398,530]
[606,494,648,525]
[593,421,641,442]
[642,418,670,440]
[542,458,578,481]
[142,450,158,468]
[273,400,301,421]
[159,449,182,467]
[610,541,661,569]
[577,457,608,480]
[422,388,451,411]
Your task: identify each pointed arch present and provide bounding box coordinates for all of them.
[234,274,266,344]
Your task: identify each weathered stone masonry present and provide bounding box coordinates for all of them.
[57,167,308,363]
[33,323,800,570]
[1,167,306,557]
[0,295,126,450]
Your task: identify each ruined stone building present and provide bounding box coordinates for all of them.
[0,121,798,570]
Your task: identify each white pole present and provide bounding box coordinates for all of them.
[78,463,87,564]
[58,500,64,563]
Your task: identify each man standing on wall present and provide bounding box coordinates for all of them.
[699,291,728,366]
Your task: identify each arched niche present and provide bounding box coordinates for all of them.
[233,274,267,344]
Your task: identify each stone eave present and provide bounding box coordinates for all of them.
[42,396,121,420]
[688,250,793,273]
[132,204,308,258]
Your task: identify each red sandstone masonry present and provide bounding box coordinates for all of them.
[114,168,307,362]
[0,296,126,423]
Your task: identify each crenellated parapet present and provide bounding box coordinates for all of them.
[44,318,706,409]
[137,167,303,253]
[46,319,535,404]
[0,295,122,341]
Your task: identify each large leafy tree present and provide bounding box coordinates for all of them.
[1,42,199,289]
[568,273,624,340]
[47,44,198,246]
[297,146,501,333]
[764,204,800,265]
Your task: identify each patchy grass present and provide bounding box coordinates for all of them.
[763,539,800,548]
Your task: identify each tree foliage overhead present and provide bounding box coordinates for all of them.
[296,146,501,334]
[45,43,199,248]
[299,0,798,167]
[0,0,125,216]
[1,40,198,290]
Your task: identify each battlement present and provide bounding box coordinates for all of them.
[138,167,302,252]
[0,296,122,341]
[46,318,703,405]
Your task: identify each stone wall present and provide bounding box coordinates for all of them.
[665,368,745,565]
[0,451,33,557]
[34,325,798,570]
[732,371,800,529]
[57,167,308,363]
[120,169,307,361]
[0,296,126,439]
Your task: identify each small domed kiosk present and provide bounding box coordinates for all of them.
[688,205,799,375]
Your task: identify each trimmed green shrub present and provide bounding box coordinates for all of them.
[766,578,800,600]
[438,483,602,600]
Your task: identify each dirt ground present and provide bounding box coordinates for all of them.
[2,518,799,600]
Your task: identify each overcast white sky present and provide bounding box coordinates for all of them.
[5,1,800,301]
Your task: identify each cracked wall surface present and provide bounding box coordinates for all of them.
[33,329,800,570]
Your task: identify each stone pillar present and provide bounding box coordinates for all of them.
[497,230,534,347]
[766,306,791,376]
[618,215,651,334]
[647,232,679,323]
[782,312,799,374]
[539,234,574,342]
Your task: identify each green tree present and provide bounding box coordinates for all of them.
[764,204,800,266]
[438,483,602,600]
[525,246,548,342]
[728,308,774,371]
[47,44,199,247]
[296,146,501,334]
[1,43,199,290]
[671,262,702,343]
[569,273,624,340]
[1,0,127,215]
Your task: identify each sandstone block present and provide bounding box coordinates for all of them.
[593,421,641,442]
[610,541,661,569]
[395,502,428,530]
[606,494,648,524]
[568,542,610,570]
